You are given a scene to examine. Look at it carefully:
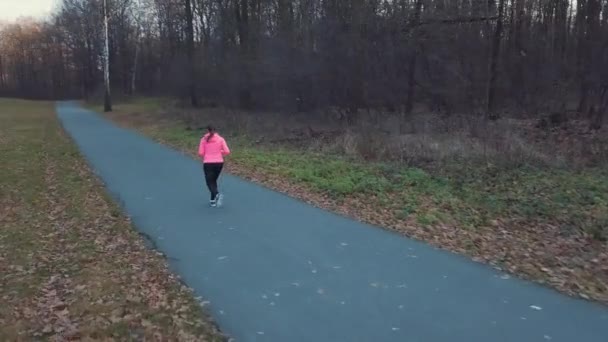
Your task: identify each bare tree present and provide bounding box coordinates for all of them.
[486,0,506,120]
[404,0,423,117]
[185,0,197,106]
[103,0,112,111]
[0,0,607,131]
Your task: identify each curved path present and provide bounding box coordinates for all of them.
[57,102,608,342]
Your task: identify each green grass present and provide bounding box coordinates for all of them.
[158,129,608,239]
[244,145,605,239]
[100,98,608,240]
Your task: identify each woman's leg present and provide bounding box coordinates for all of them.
[212,163,224,206]
[203,163,218,201]
[211,163,224,198]
[204,163,224,201]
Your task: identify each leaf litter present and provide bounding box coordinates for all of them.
[0,102,226,341]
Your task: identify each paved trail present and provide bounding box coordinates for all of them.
[57,102,608,342]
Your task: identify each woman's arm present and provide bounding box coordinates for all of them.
[198,138,205,158]
[221,138,231,156]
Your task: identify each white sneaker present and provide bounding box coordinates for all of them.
[216,193,224,207]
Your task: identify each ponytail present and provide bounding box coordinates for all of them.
[206,125,215,142]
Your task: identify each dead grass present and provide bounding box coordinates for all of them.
[102,98,607,169]
[0,99,225,341]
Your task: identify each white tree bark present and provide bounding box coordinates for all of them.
[103,0,112,112]
[131,32,139,95]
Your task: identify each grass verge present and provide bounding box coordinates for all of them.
[0,99,225,340]
[95,97,608,304]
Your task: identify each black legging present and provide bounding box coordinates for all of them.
[203,163,224,200]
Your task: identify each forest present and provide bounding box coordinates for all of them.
[0,0,606,125]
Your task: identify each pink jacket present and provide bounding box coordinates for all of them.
[198,133,230,163]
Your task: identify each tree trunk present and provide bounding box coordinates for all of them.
[103,0,112,112]
[576,0,589,113]
[185,0,198,107]
[0,55,5,89]
[131,31,139,95]
[236,0,252,109]
[510,0,525,105]
[404,0,423,118]
[486,0,506,120]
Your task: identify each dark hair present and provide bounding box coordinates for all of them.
[206,125,216,142]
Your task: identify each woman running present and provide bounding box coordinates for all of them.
[198,125,230,207]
